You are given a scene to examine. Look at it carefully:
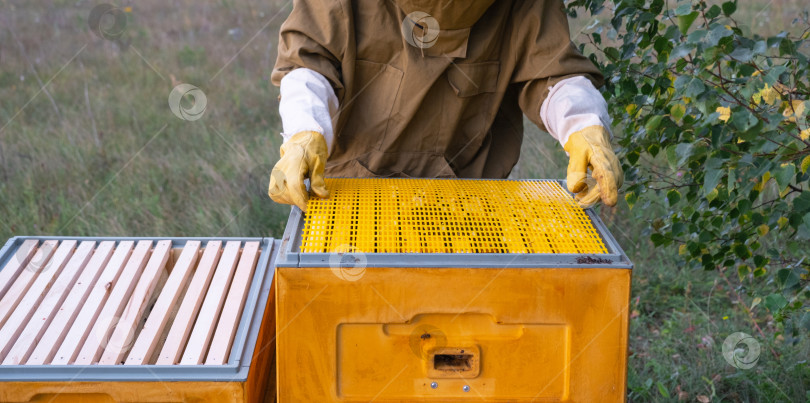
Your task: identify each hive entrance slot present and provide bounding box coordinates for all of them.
[433,353,472,371]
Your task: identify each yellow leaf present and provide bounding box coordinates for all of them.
[778,216,789,229]
[783,100,807,122]
[793,100,806,116]
[716,106,731,122]
[801,155,810,174]
[752,70,761,77]
[757,224,769,236]
[625,104,637,115]
[679,244,688,256]
[800,129,810,141]
[753,84,779,105]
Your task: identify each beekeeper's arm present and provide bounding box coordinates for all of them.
[269,0,345,211]
[514,1,623,208]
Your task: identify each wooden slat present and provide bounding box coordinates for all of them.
[72,240,153,365]
[0,240,76,360]
[205,242,260,365]
[2,241,96,364]
[98,240,172,364]
[0,239,39,299]
[179,241,241,365]
[50,241,133,365]
[155,241,223,365]
[27,241,115,365]
[0,240,58,328]
[125,241,201,365]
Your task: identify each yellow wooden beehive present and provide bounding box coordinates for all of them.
[275,178,633,402]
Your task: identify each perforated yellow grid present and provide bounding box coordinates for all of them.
[301,178,608,254]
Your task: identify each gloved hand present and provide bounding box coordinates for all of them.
[563,125,623,208]
[268,130,329,212]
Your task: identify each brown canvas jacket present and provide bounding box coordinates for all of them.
[272,0,603,178]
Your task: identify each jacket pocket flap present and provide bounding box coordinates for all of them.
[447,61,499,97]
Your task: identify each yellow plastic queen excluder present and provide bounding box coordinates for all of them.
[276,178,633,402]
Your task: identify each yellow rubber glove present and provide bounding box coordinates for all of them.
[563,125,623,208]
[268,130,329,212]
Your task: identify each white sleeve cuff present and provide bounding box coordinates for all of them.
[279,68,339,155]
[539,76,612,147]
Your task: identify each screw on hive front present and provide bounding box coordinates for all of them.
[275,178,633,402]
[0,237,278,403]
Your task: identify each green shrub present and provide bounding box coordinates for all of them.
[566,0,810,340]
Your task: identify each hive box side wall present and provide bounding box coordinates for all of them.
[276,266,631,402]
[0,381,246,402]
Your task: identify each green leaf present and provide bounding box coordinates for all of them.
[722,1,737,17]
[667,189,681,205]
[776,269,800,290]
[763,293,788,312]
[625,191,638,210]
[794,191,810,212]
[646,115,664,131]
[666,143,694,169]
[650,233,668,246]
[733,243,751,259]
[674,3,693,16]
[670,104,686,120]
[703,158,724,195]
[657,382,670,398]
[774,163,795,191]
[677,11,699,35]
[738,265,750,280]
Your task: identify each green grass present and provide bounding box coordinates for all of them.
[1,1,808,401]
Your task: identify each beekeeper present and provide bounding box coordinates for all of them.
[268,0,623,211]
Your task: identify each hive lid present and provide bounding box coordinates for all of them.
[278,179,632,269]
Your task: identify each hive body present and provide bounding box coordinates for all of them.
[0,237,279,403]
[276,178,633,402]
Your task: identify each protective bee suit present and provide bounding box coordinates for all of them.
[268,0,622,210]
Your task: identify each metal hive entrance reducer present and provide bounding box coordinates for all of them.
[0,236,279,403]
[275,178,634,402]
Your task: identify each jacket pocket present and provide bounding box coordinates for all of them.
[339,60,404,150]
[446,61,499,97]
[441,61,500,170]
